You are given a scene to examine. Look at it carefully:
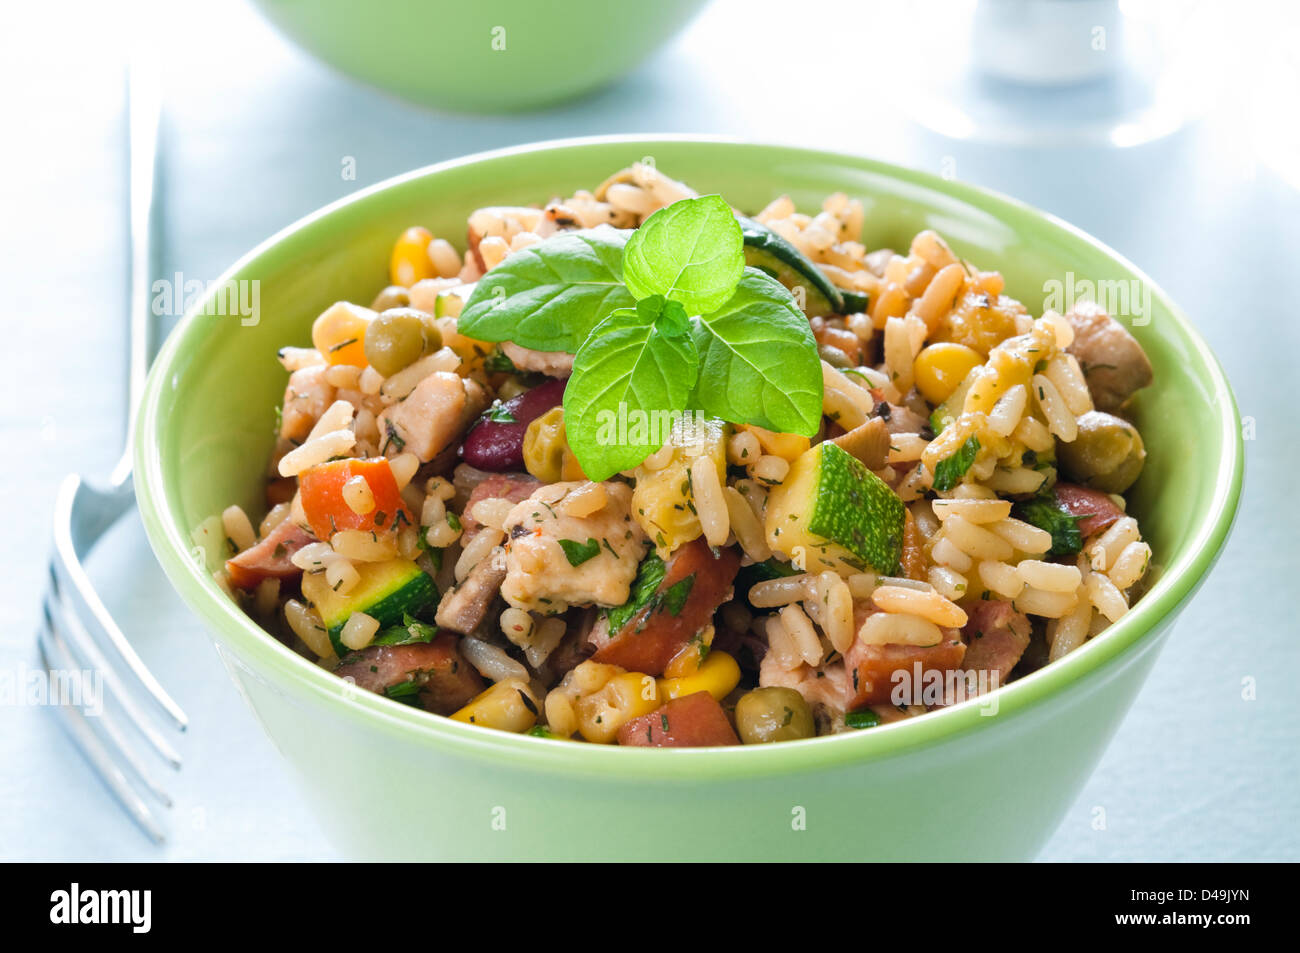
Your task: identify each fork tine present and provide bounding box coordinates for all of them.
[37,620,168,844]
[44,571,182,769]
[41,596,177,802]
[52,474,188,732]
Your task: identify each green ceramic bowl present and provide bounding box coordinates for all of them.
[250,0,710,112]
[136,137,1242,861]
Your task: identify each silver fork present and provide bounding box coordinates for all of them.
[36,46,188,844]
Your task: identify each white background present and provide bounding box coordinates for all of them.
[1,0,1296,860]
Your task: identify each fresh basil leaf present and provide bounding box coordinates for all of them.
[1014,497,1084,556]
[605,553,667,633]
[622,195,745,315]
[563,299,699,481]
[932,436,980,491]
[557,537,601,567]
[457,226,635,353]
[689,268,822,436]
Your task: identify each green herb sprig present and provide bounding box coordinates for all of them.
[459,195,823,480]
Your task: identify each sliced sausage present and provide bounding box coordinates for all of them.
[960,599,1031,683]
[225,518,316,590]
[617,691,739,747]
[457,471,541,540]
[333,634,483,716]
[589,538,741,676]
[844,621,966,708]
[1053,482,1125,540]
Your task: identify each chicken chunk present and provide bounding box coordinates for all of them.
[1065,302,1153,413]
[435,546,507,635]
[758,657,853,716]
[376,371,488,462]
[280,365,336,442]
[501,481,647,613]
[501,340,574,378]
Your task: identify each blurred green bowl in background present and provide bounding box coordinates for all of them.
[136,137,1242,861]
[249,0,711,112]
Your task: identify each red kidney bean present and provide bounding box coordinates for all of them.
[461,377,566,471]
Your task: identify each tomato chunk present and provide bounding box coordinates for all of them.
[299,458,413,540]
[617,691,739,747]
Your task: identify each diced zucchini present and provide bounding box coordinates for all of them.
[737,216,844,318]
[765,442,904,575]
[839,288,870,314]
[631,416,728,554]
[302,557,437,655]
[433,282,475,318]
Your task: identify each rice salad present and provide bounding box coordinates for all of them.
[217,163,1155,746]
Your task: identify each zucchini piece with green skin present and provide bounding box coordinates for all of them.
[433,282,476,319]
[302,557,438,655]
[737,216,845,318]
[765,442,904,575]
[839,288,870,314]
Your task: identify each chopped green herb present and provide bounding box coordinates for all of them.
[660,576,695,617]
[845,709,881,729]
[932,436,980,492]
[1014,495,1085,556]
[557,537,601,567]
[605,553,667,632]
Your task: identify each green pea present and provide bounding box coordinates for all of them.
[734,687,815,744]
[818,343,853,369]
[369,284,410,312]
[1057,410,1146,494]
[364,308,442,377]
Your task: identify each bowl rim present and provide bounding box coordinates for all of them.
[136,133,1243,779]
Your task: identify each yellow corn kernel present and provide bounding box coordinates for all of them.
[311,301,374,368]
[657,650,741,702]
[574,671,660,744]
[450,678,539,733]
[742,425,810,463]
[663,625,716,679]
[390,226,438,287]
[913,342,982,405]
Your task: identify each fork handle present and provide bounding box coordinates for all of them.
[110,36,162,488]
